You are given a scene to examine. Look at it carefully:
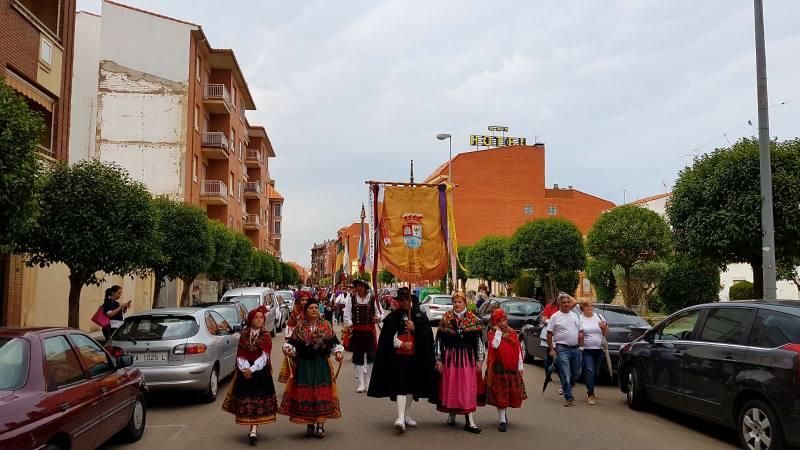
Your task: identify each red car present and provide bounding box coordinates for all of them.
[0,327,147,450]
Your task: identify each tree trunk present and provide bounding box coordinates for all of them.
[152,277,163,309]
[180,276,195,307]
[623,265,633,308]
[543,276,557,304]
[751,261,763,300]
[68,273,84,329]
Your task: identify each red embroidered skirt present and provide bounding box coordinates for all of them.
[485,362,527,409]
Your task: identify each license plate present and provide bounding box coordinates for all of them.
[131,351,168,363]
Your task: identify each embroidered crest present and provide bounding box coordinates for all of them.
[402,213,423,249]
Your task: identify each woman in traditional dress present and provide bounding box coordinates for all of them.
[279,299,344,438]
[278,291,310,384]
[485,308,527,432]
[431,291,485,434]
[222,306,278,446]
[368,287,436,433]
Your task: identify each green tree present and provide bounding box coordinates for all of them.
[0,78,43,252]
[25,161,156,327]
[149,198,213,308]
[509,218,586,302]
[456,246,472,284]
[729,281,754,301]
[555,270,580,295]
[514,273,537,298]
[279,262,300,287]
[659,255,721,313]
[248,251,275,286]
[225,233,254,284]
[587,204,672,308]
[466,236,518,286]
[319,277,332,287]
[778,257,800,294]
[613,260,668,311]
[378,268,396,286]
[667,137,800,297]
[585,258,617,303]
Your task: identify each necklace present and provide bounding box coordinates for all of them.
[249,329,260,347]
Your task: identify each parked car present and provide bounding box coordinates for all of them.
[108,307,239,403]
[522,303,649,370]
[275,290,294,307]
[618,300,800,450]
[478,297,542,346]
[414,287,442,302]
[419,294,453,325]
[194,302,247,331]
[0,327,146,449]
[220,287,278,335]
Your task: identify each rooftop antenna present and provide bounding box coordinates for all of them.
[410,159,414,184]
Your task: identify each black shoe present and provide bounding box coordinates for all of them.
[498,421,507,432]
[446,415,456,426]
[248,433,257,446]
[306,424,315,436]
[464,424,482,434]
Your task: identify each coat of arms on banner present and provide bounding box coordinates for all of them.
[402,213,423,249]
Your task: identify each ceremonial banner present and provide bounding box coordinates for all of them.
[379,185,448,282]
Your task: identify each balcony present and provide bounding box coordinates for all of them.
[244,214,260,230]
[203,83,233,114]
[200,180,228,205]
[201,132,230,159]
[244,181,262,199]
[245,149,261,168]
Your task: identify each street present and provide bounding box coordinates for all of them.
[101,329,738,450]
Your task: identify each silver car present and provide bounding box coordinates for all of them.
[108,308,239,403]
[420,294,454,325]
[221,287,279,335]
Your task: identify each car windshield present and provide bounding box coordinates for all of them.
[116,316,199,341]
[502,301,542,316]
[0,338,29,390]
[277,292,293,302]
[210,306,241,326]
[432,296,452,305]
[596,307,648,326]
[229,295,260,312]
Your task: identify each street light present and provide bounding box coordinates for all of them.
[436,133,452,182]
[436,133,453,294]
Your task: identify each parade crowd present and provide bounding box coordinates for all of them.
[221,279,608,445]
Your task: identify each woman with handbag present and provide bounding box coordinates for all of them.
[367,287,436,433]
[430,291,485,434]
[97,285,129,341]
[579,299,609,405]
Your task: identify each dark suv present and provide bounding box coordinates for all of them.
[618,300,800,450]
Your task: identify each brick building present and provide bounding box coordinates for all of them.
[311,240,335,284]
[424,144,615,298]
[1,0,76,326]
[424,144,615,243]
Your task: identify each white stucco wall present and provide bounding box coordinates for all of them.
[100,1,194,83]
[68,11,101,164]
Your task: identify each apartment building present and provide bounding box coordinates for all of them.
[0,0,76,326]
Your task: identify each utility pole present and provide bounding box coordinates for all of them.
[754,0,777,299]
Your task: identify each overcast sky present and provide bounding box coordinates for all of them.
[77,0,800,266]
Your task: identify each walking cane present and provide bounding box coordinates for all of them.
[334,358,343,382]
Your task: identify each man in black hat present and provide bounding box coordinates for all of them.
[344,278,382,393]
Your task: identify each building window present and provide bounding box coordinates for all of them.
[274,238,281,249]
[237,180,242,202]
[192,155,198,182]
[273,203,281,217]
[523,205,533,216]
[231,84,236,109]
[274,221,281,234]
[194,105,199,131]
[239,141,244,160]
[195,55,201,81]
[40,37,53,65]
[548,206,558,216]
[229,172,234,196]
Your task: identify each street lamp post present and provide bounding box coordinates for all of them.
[436,133,453,294]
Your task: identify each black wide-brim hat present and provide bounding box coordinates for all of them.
[351,278,371,290]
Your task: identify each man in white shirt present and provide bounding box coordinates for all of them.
[344,279,383,392]
[547,294,584,406]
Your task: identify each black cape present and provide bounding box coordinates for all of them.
[367,307,436,401]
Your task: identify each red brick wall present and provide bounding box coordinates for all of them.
[0,0,76,162]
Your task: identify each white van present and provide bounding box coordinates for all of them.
[220,287,279,335]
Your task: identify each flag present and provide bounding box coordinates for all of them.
[334,237,344,285]
[344,234,351,277]
[358,205,366,273]
[379,185,448,282]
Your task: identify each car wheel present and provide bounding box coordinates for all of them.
[119,393,146,442]
[201,367,219,403]
[625,366,647,410]
[739,399,786,450]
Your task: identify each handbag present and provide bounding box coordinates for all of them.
[342,325,352,352]
[91,306,111,328]
[396,331,415,356]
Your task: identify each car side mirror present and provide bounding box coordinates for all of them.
[117,355,133,368]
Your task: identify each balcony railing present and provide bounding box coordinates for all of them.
[203,83,232,111]
[202,132,230,150]
[245,149,261,167]
[244,182,262,196]
[200,180,228,198]
[245,214,260,226]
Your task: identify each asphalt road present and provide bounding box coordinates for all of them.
[101,327,739,450]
